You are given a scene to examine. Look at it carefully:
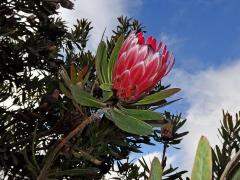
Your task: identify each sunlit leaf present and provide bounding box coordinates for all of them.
[134,88,181,105]
[149,157,162,180]
[191,136,212,180]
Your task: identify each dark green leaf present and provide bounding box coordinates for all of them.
[105,108,153,135]
[119,105,165,121]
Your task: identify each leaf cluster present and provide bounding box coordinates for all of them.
[212,111,240,179]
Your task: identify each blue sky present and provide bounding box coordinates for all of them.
[133,0,240,171]
[60,0,240,175]
[138,0,240,71]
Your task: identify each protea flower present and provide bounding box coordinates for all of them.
[112,32,175,103]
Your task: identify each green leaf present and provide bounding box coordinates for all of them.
[108,35,124,82]
[100,42,109,83]
[118,105,165,121]
[59,82,72,98]
[71,85,105,108]
[149,157,163,180]
[105,108,153,135]
[83,70,90,85]
[95,41,106,84]
[100,83,112,91]
[191,136,212,180]
[134,88,181,105]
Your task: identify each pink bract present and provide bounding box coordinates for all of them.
[112,32,175,103]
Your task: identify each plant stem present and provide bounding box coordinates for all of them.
[37,115,94,180]
[161,143,167,170]
[72,148,102,165]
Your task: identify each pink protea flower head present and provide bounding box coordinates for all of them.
[112,31,175,103]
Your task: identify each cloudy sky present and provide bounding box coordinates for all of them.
[60,0,240,175]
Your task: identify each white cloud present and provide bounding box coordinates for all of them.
[59,0,142,50]
[168,60,240,171]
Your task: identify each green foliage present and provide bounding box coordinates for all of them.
[134,88,181,106]
[95,41,107,84]
[212,111,240,180]
[112,113,188,180]
[105,108,153,135]
[151,113,189,179]
[191,136,212,180]
[118,105,165,122]
[0,0,185,178]
[71,84,105,108]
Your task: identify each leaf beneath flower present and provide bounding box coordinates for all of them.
[105,108,153,135]
[133,88,181,105]
[118,105,165,122]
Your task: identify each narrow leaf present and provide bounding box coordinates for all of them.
[191,136,212,180]
[95,41,105,84]
[100,83,112,92]
[71,85,105,108]
[134,88,181,105]
[100,42,109,83]
[119,105,165,121]
[149,157,163,180]
[108,35,124,82]
[59,82,72,99]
